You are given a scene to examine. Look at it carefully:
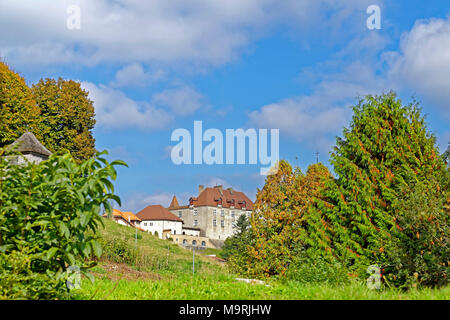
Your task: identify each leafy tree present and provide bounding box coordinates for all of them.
[249,160,333,278]
[0,62,40,147]
[314,92,448,284]
[0,149,127,299]
[32,78,96,162]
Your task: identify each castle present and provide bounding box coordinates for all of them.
[129,185,253,249]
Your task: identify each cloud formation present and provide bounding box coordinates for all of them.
[388,17,450,117]
[0,0,378,68]
[81,82,173,130]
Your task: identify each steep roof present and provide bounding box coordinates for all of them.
[136,205,183,222]
[189,186,253,210]
[9,132,52,157]
[168,195,179,208]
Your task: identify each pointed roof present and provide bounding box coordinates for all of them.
[169,195,179,209]
[136,205,183,222]
[9,132,52,157]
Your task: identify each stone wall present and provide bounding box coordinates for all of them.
[170,206,251,241]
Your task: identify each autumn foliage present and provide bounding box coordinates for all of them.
[249,161,333,278]
[0,62,96,162]
[243,92,449,288]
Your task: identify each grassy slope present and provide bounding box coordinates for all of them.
[72,218,449,300]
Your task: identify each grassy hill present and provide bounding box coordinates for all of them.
[72,218,449,300]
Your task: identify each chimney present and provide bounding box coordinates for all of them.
[198,185,204,196]
[215,185,223,195]
[227,187,233,194]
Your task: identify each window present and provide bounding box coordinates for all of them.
[247,212,251,219]
[194,219,198,226]
[149,222,153,226]
[221,220,224,228]
[178,211,182,218]
[213,209,217,215]
[143,222,147,226]
[231,211,235,219]
[220,209,224,217]
[194,209,198,216]
[201,241,206,247]
[213,219,217,227]
[173,230,176,235]
[182,239,187,246]
[192,240,197,246]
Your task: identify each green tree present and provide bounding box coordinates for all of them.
[0,62,40,147]
[221,214,253,274]
[314,92,448,283]
[32,78,96,162]
[0,149,127,299]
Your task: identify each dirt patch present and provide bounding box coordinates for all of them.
[94,262,162,282]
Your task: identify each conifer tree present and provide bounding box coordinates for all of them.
[314,92,448,276]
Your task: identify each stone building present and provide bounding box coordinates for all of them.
[168,185,253,247]
[6,132,52,165]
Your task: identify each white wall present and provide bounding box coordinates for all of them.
[140,220,182,239]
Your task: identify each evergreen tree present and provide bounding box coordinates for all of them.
[314,92,448,279]
[221,214,253,274]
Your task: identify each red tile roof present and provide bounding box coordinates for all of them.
[173,186,253,210]
[136,205,183,222]
[103,209,141,222]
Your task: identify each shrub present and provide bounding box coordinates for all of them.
[285,252,350,285]
[0,149,126,299]
[379,180,449,288]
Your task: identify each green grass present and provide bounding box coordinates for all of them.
[72,218,449,300]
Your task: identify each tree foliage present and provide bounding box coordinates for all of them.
[311,92,449,285]
[221,214,253,275]
[0,62,97,162]
[249,160,333,278]
[239,92,448,288]
[32,78,96,162]
[0,62,40,147]
[0,149,127,299]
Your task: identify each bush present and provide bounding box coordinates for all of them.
[285,252,350,285]
[379,180,449,288]
[0,149,126,299]
[100,237,137,265]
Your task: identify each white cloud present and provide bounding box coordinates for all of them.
[438,131,450,153]
[249,61,390,152]
[81,81,173,130]
[152,86,205,116]
[388,17,450,117]
[123,192,174,212]
[110,63,165,88]
[0,0,381,69]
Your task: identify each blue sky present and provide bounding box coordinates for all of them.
[1,0,449,212]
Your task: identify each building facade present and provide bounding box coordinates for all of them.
[168,185,253,246]
[135,204,183,239]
